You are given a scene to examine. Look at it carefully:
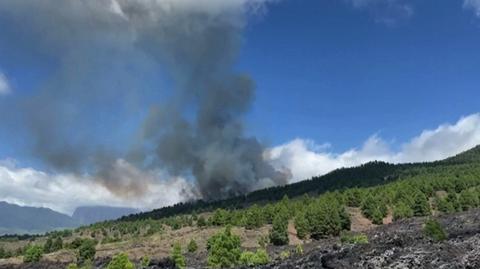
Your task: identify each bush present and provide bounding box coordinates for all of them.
[107,252,134,269]
[340,232,368,244]
[279,250,290,260]
[66,263,78,269]
[393,202,414,221]
[197,216,207,227]
[23,245,43,263]
[141,256,150,268]
[207,226,241,268]
[294,212,309,239]
[171,243,186,269]
[187,239,198,253]
[269,214,289,246]
[295,244,303,255]
[423,219,447,242]
[307,200,345,238]
[412,192,431,217]
[240,249,269,266]
[78,239,96,264]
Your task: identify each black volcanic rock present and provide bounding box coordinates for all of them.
[72,206,139,225]
[0,201,79,235]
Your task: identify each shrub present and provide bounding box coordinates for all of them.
[107,252,134,269]
[141,256,150,268]
[279,250,290,260]
[423,219,447,242]
[294,212,309,239]
[269,214,289,246]
[78,239,96,264]
[295,244,303,255]
[307,200,345,238]
[412,192,431,217]
[239,249,269,266]
[171,243,186,269]
[66,263,78,269]
[197,216,207,227]
[393,202,414,221]
[23,245,43,263]
[340,232,368,244]
[187,239,198,253]
[207,226,241,268]
[239,251,255,266]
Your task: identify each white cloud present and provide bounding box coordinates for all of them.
[268,113,480,183]
[345,0,414,25]
[464,0,480,16]
[0,72,11,95]
[0,159,194,215]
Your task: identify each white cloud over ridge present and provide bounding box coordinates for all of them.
[268,113,480,183]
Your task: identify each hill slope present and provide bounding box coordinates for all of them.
[0,202,79,235]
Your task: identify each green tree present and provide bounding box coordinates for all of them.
[207,226,241,268]
[52,237,63,252]
[171,243,186,269]
[393,202,414,221]
[412,192,431,216]
[23,245,43,263]
[423,219,447,241]
[269,214,289,246]
[78,239,96,265]
[244,205,264,229]
[187,239,198,253]
[294,212,309,239]
[107,253,134,269]
[197,216,207,227]
[44,238,53,253]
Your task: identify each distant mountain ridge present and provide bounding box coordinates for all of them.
[0,201,79,235]
[72,206,139,225]
[0,202,139,235]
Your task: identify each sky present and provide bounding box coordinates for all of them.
[0,0,480,214]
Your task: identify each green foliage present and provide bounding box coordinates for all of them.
[295,244,303,255]
[361,194,388,224]
[393,201,414,221]
[340,232,368,244]
[294,212,309,239]
[107,253,134,269]
[244,205,265,229]
[306,198,347,239]
[23,245,43,263]
[423,219,447,242]
[207,226,241,268]
[412,192,431,216]
[78,239,96,264]
[66,263,78,269]
[279,250,290,260]
[187,239,198,253]
[257,235,269,248]
[197,216,207,227]
[44,238,53,253]
[269,214,289,246]
[239,249,269,266]
[171,243,186,269]
[141,256,150,268]
[210,209,231,226]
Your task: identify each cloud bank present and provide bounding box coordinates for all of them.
[268,113,480,182]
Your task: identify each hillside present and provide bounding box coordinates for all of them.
[0,202,79,235]
[72,206,139,225]
[1,145,480,268]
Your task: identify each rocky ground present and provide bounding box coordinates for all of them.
[3,209,480,269]
[257,209,480,269]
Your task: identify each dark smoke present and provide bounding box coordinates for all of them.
[0,0,289,200]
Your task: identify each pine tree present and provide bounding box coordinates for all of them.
[171,243,186,269]
[412,192,431,216]
[269,214,289,246]
[294,212,309,239]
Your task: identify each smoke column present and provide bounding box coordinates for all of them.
[0,0,290,200]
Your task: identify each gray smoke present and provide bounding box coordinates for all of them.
[0,0,289,200]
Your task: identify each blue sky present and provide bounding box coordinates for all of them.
[240,0,480,151]
[1,0,480,212]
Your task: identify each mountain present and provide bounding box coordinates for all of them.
[72,206,139,225]
[0,202,79,235]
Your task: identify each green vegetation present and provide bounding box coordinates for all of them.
[207,226,241,268]
[423,219,447,242]
[187,239,198,253]
[23,245,43,263]
[141,256,150,268]
[171,242,186,269]
[239,249,269,266]
[107,252,134,269]
[77,239,96,264]
[340,232,369,244]
[269,214,289,246]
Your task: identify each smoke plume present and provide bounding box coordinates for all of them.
[0,0,289,200]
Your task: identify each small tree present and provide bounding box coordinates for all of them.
[412,192,431,216]
[23,245,43,263]
[78,239,96,265]
[52,237,63,252]
[294,212,309,240]
[43,238,53,253]
[187,239,198,253]
[269,214,289,246]
[171,243,186,269]
[207,226,241,268]
[197,216,207,227]
[107,252,134,269]
[423,219,447,242]
[393,201,414,221]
